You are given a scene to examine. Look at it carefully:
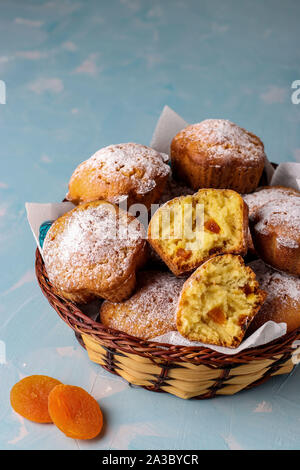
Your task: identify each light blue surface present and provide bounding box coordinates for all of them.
[1,0,300,450]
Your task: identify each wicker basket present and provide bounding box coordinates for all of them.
[35,248,300,399]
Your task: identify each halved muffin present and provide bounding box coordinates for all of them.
[148,188,248,276]
[176,254,266,348]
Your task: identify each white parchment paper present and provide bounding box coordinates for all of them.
[153,322,287,354]
[25,201,75,257]
[270,161,300,190]
[26,105,300,353]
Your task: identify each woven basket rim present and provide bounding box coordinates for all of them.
[35,247,300,365]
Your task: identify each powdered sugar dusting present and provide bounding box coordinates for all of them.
[254,197,300,247]
[249,260,300,305]
[73,143,170,196]
[179,119,265,164]
[243,186,300,219]
[277,237,299,249]
[43,202,145,291]
[100,271,186,339]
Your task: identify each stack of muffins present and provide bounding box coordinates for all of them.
[43,120,300,349]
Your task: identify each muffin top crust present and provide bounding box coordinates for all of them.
[253,196,300,249]
[171,119,266,167]
[67,143,170,205]
[243,185,300,221]
[43,200,146,294]
[249,259,300,308]
[100,271,186,340]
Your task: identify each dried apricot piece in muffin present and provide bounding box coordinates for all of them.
[48,385,103,440]
[176,255,266,348]
[66,143,170,209]
[10,375,62,423]
[148,188,248,276]
[43,200,147,303]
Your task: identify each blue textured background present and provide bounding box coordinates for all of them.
[1,0,300,450]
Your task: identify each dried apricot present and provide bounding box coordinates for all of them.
[207,306,226,325]
[176,248,192,260]
[204,218,221,234]
[48,384,103,440]
[10,375,62,423]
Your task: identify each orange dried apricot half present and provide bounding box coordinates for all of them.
[48,384,103,440]
[10,375,62,423]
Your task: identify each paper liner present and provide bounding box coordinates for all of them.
[152,321,287,354]
[25,201,75,257]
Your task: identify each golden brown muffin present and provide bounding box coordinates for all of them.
[243,186,300,255]
[176,255,267,348]
[171,119,266,193]
[66,143,170,210]
[243,185,300,221]
[147,175,195,268]
[247,260,300,334]
[100,271,186,339]
[249,195,300,276]
[43,200,147,303]
[148,188,248,276]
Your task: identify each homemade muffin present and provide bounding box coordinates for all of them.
[148,188,248,276]
[147,176,195,268]
[247,260,300,334]
[249,195,300,276]
[67,143,170,210]
[243,186,300,255]
[171,119,266,193]
[243,185,300,221]
[43,200,147,303]
[176,255,267,348]
[100,271,186,339]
